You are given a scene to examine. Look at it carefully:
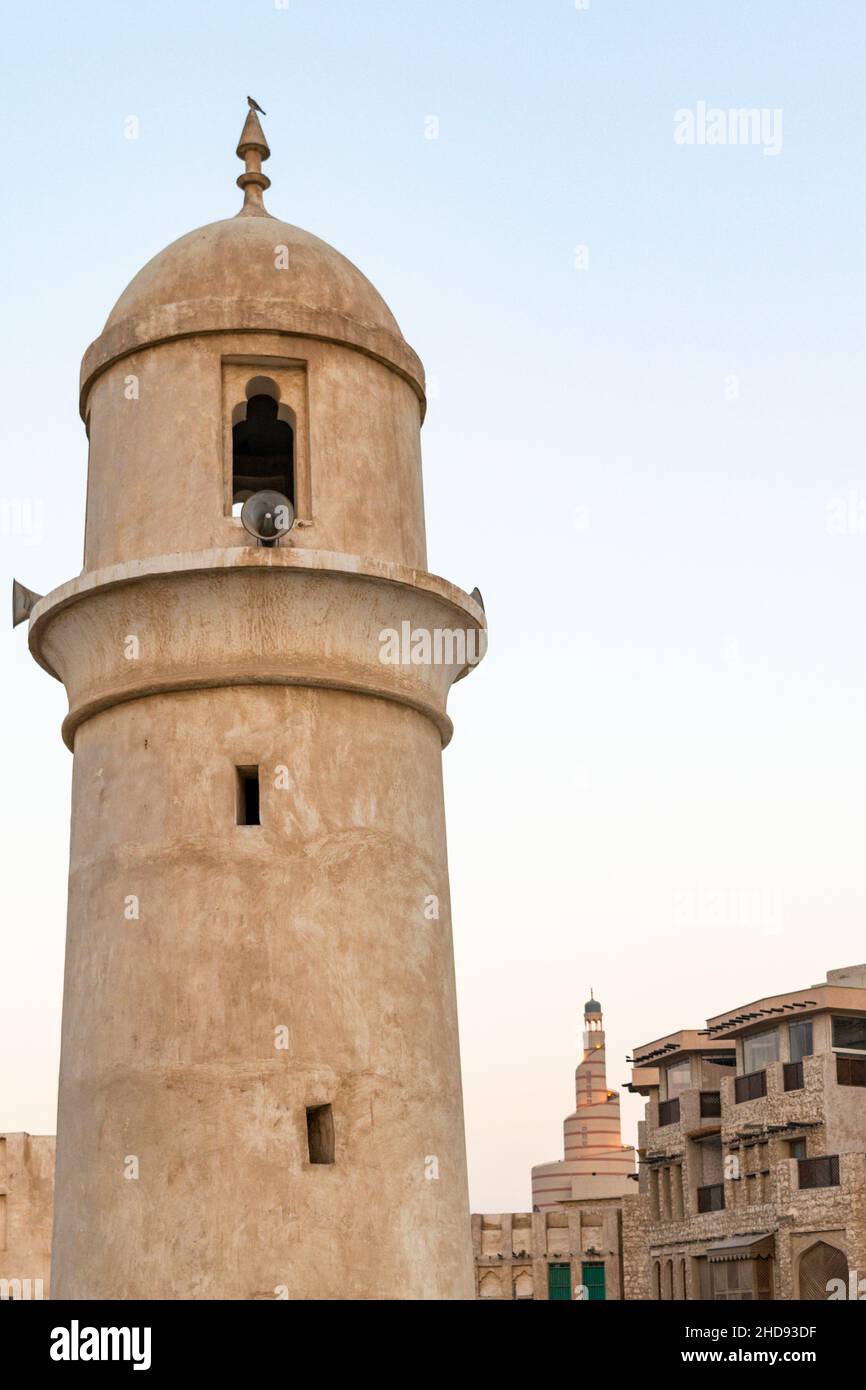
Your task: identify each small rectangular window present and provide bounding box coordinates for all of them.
[306,1104,335,1165]
[837,1054,866,1087]
[236,766,260,825]
[798,1154,840,1189]
[832,1015,866,1052]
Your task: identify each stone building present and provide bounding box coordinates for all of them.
[623,964,866,1300]
[472,1207,622,1300]
[16,105,485,1300]
[0,1133,55,1299]
[472,993,635,1299]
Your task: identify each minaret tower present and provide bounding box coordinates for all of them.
[531,993,635,1210]
[22,107,485,1299]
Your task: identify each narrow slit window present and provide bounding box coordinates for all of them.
[236,766,260,826]
[306,1104,335,1165]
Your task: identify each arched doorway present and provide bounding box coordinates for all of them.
[798,1240,848,1299]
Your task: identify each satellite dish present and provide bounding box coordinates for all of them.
[240,490,295,547]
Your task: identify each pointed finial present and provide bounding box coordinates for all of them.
[236,101,271,216]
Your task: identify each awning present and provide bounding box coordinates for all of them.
[705,1232,775,1263]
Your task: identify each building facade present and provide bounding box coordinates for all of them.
[0,1134,55,1299]
[472,1207,622,1300]
[20,106,485,1300]
[623,964,866,1300]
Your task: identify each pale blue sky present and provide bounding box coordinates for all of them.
[3,1,866,1211]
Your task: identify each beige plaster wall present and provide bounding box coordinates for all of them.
[83,333,427,572]
[0,1134,55,1298]
[51,684,473,1299]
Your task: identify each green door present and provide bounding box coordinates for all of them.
[582,1262,606,1301]
[548,1263,572,1301]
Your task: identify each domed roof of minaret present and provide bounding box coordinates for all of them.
[80,104,424,412]
[584,994,601,1013]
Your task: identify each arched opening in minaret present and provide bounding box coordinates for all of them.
[232,378,295,512]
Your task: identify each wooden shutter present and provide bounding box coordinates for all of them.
[798,1241,848,1300]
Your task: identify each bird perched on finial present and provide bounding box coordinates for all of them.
[247,96,266,115]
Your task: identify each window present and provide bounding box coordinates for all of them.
[697,1134,725,1211]
[832,1016,866,1052]
[742,1029,779,1073]
[710,1259,773,1301]
[306,1104,335,1165]
[236,767,260,825]
[783,1060,804,1091]
[755,1260,773,1300]
[789,1020,813,1063]
[700,1133,723,1183]
[658,1098,680,1127]
[712,1261,752,1300]
[693,1255,712,1300]
[232,389,295,510]
[711,1261,746,1300]
[665,1059,692,1100]
[798,1155,840,1190]
[788,1138,806,1160]
[836,1055,866,1087]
